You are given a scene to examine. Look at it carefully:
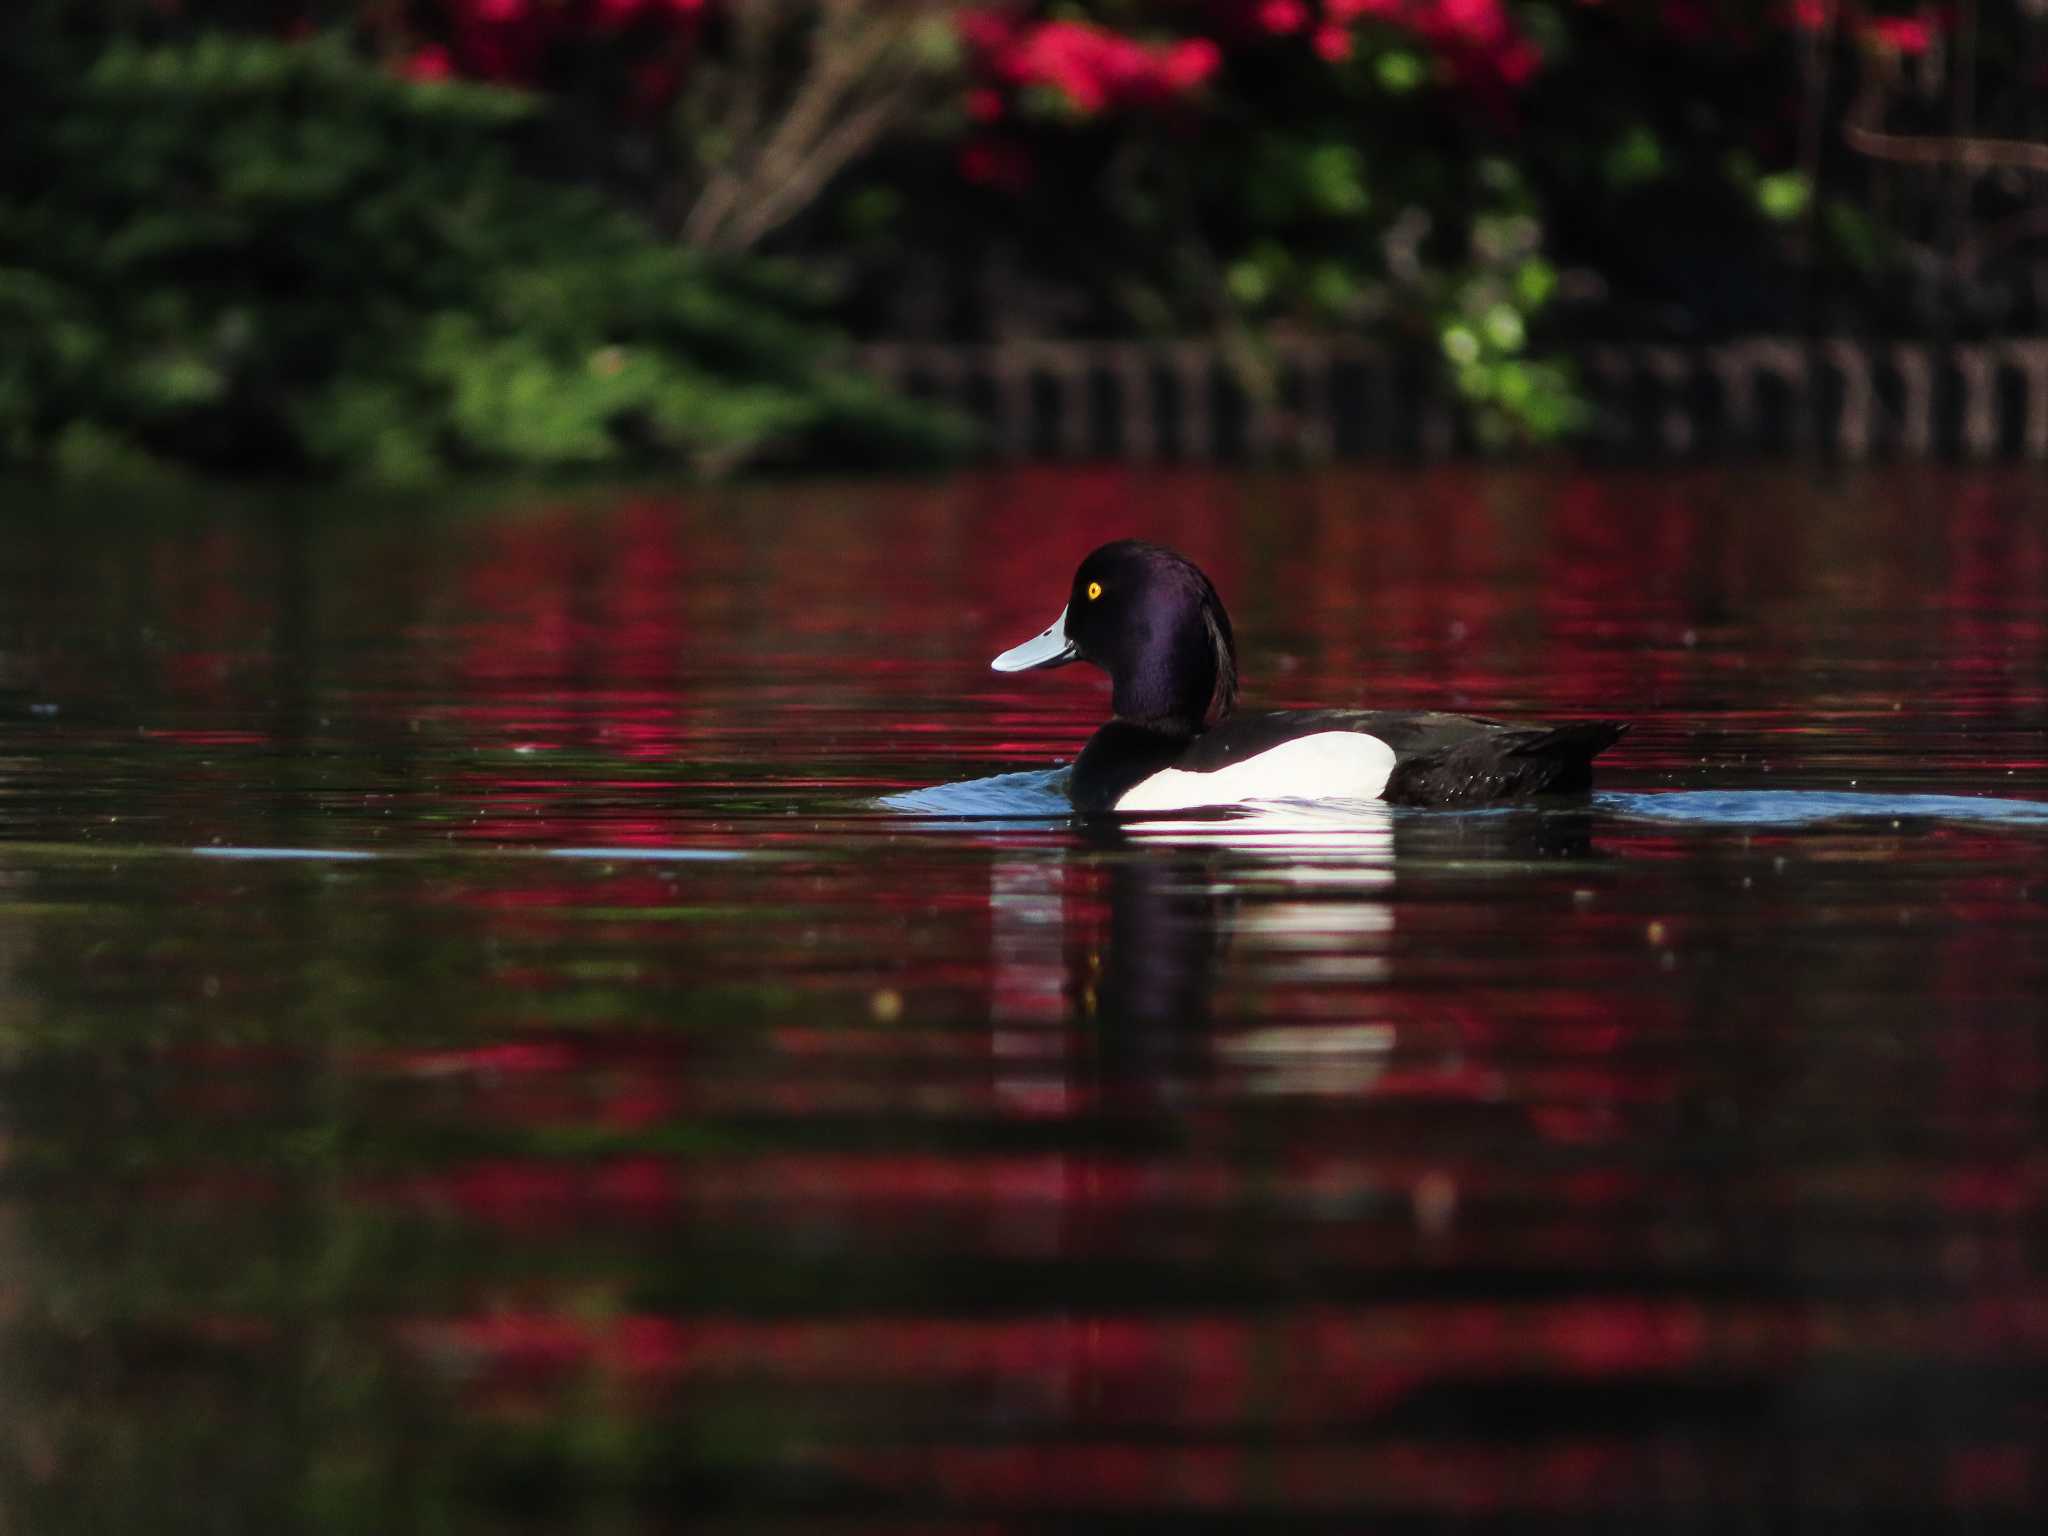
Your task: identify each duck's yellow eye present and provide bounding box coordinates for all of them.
[1086,581,1103,601]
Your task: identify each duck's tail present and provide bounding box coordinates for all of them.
[1510,720,1629,766]
[1386,719,1628,806]
[1503,719,1630,795]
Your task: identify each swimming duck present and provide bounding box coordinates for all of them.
[992,540,1626,813]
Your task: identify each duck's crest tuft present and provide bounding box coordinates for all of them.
[1203,597,1237,725]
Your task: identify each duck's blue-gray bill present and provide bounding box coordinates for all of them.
[991,606,1078,672]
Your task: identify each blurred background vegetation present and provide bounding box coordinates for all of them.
[2,1,2042,479]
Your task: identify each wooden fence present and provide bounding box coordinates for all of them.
[857,338,2048,462]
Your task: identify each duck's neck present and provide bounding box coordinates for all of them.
[1071,720,1190,812]
[1112,630,1222,735]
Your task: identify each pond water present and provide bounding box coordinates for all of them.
[1,466,2045,1531]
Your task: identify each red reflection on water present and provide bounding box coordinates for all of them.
[395,1292,2048,1429]
[25,467,2037,806]
[9,468,2048,1524]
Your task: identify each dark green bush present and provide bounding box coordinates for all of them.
[0,32,970,481]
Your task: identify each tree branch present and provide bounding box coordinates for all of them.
[680,1,948,255]
[1843,29,2048,175]
[1844,121,2048,173]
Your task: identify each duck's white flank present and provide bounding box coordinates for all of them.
[1114,731,1397,813]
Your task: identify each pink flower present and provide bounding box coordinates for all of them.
[400,45,453,82]
[1866,15,1937,55]
[1257,0,1310,34]
[1378,0,1543,94]
[1314,24,1354,61]
[1497,37,1542,84]
[965,86,1006,122]
[969,19,1219,116]
[957,9,1021,59]
[1161,38,1223,91]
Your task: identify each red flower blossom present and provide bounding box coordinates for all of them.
[419,0,709,91]
[1865,14,1938,55]
[1257,0,1311,33]
[1404,0,1542,93]
[964,14,1221,116]
[1497,37,1542,85]
[1162,37,1223,90]
[1239,0,1544,94]
[399,45,453,82]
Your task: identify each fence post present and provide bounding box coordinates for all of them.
[1893,345,1935,459]
[2002,340,2048,460]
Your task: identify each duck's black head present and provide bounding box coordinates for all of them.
[991,540,1238,732]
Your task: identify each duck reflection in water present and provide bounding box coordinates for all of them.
[987,804,1600,1116]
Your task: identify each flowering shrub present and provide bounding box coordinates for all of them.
[8,1,2038,468]
[913,2,1582,438]
[385,1,1544,108]
[958,13,1223,114]
[395,0,710,106]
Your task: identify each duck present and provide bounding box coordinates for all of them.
[991,540,1626,813]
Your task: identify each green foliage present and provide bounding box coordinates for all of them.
[0,33,970,481]
[1753,172,1810,225]
[1602,125,1666,192]
[856,14,1595,444]
[1433,170,1585,447]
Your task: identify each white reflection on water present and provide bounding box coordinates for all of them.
[1219,1023,1398,1096]
[981,792,1404,1116]
[989,853,1072,1123]
[1121,796,1395,849]
[986,851,1076,1257]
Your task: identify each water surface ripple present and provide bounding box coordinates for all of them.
[1,467,2045,1532]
